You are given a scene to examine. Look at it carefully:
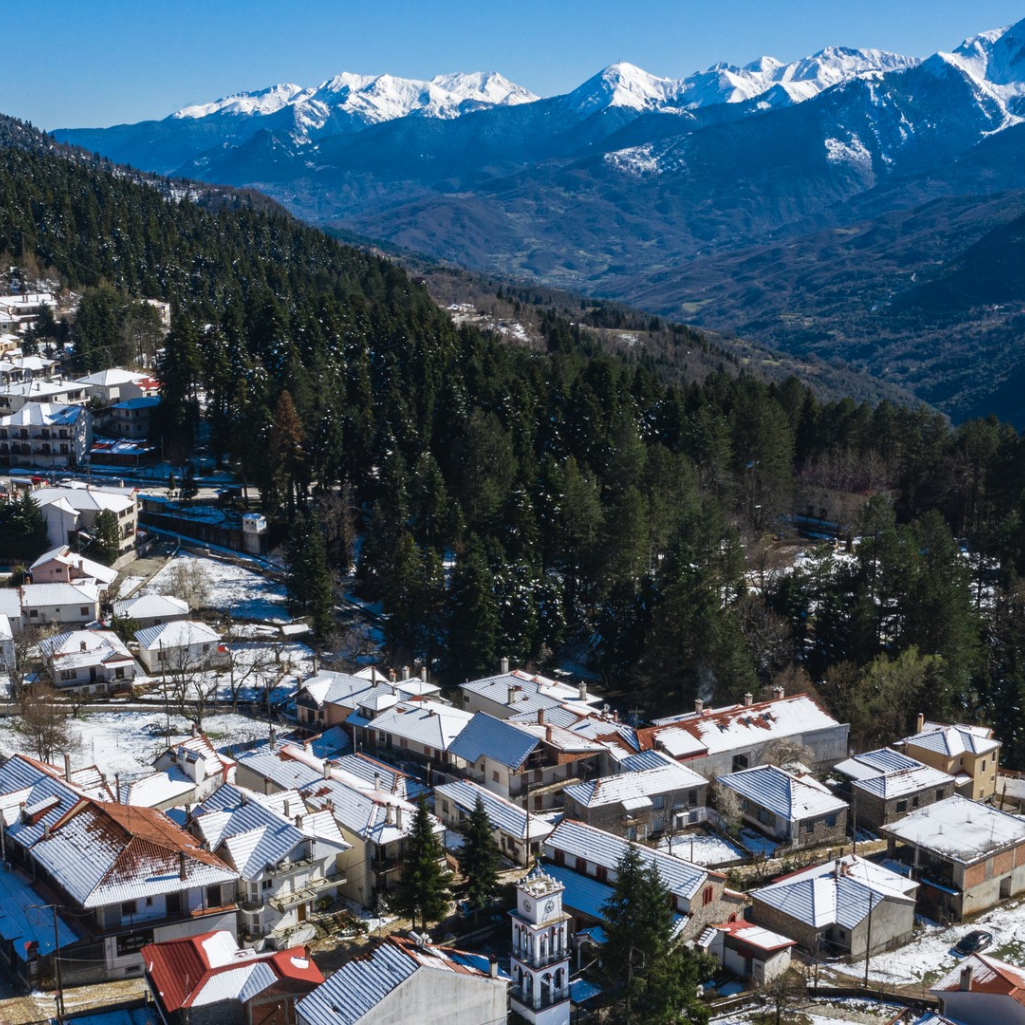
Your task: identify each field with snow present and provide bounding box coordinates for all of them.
[712,996,905,1024]
[142,553,290,622]
[658,830,748,867]
[0,709,274,777]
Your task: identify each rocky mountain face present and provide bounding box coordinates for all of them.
[55,19,1025,421]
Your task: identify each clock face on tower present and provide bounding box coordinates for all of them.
[544,898,556,917]
[523,899,532,913]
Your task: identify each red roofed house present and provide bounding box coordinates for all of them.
[931,952,1025,1025]
[636,688,849,780]
[144,929,323,1025]
[698,920,796,986]
[21,798,239,983]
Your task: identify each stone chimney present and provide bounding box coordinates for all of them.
[386,804,395,826]
[772,685,785,701]
[179,851,187,881]
[396,805,403,830]
[578,681,587,701]
[295,813,303,829]
[545,725,553,744]
[537,708,545,726]
[191,722,197,739]
[63,753,71,779]
[284,798,291,818]
[501,656,510,675]
[695,698,704,714]
[960,965,974,991]
[744,693,753,707]
[489,954,498,979]
[916,712,925,734]
[374,772,382,791]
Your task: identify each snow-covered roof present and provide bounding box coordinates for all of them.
[135,620,221,651]
[459,668,600,716]
[753,855,916,930]
[852,764,955,800]
[833,748,922,781]
[32,485,136,515]
[0,613,12,643]
[39,629,134,670]
[75,368,146,388]
[296,935,505,1025]
[882,795,1025,864]
[301,776,430,846]
[113,593,190,620]
[21,581,100,608]
[0,865,80,956]
[545,819,715,901]
[447,712,539,769]
[119,769,196,808]
[369,700,473,751]
[236,747,324,792]
[719,764,848,822]
[0,590,20,619]
[144,931,323,1012]
[701,920,797,953]
[931,951,1025,1003]
[192,785,348,880]
[30,800,238,908]
[328,753,427,801]
[0,400,85,425]
[563,761,707,809]
[435,779,553,842]
[641,694,844,762]
[904,722,1001,758]
[29,545,118,585]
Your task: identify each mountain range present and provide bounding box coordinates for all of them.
[56,18,1025,422]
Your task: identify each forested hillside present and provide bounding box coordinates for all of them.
[7,115,1025,765]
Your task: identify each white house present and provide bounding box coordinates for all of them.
[32,484,139,557]
[135,620,225,674]
[29,545,118,594]
[38,628,137,691]
[20,580,100,626]
[0,402,91,467]
[113,593,190,627]
[75,368,158,407]
[698,921,796,986]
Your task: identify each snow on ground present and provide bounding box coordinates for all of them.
[712,996,904,1024]
[143,553,291,622]
[658,830,747,866]
[0,710,273,778]
[826,891,1025,987]
[116,575,144,598]
[738,828,780,858]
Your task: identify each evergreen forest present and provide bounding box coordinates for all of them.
[7,116,1025,767]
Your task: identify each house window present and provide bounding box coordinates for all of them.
[115,667,125,679]
[121,900,137,916]
[825,814,837,828]
[936,789,945,800]
[625,826,637,841]
[206,884,222,906]
[703,886,714,906]
[688,790,698,807]
[60,670,75,681]
[166,892,181,915]
[262,879,273,890]
[982,760,987,772]
[29,610,38,618]
[896,800,908,813]
[492,770,500,782]
[80,607,88,616]
[757,808,771,824]
[732,755,749,772]
[652,795,665,809]
[804,819,814,833]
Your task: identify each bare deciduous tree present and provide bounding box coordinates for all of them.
[160,558,211,611]
[710,780,743,837]
[17,681,76,764]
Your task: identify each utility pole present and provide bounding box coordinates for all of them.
[863,896,874,990]
[29,904,65,1024]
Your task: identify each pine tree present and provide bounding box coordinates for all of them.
[388,795,451,930]
[91,509,121,565]
[285,513,334,638]
[457,795,501,918]
[601,847,714,1024]
[445,534,499,683]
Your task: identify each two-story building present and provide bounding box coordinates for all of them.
[32,483,139,558]
[28,545,118,597]
[897,716,1001,802]
[190,784,349,947]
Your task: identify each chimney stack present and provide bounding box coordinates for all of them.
[501,657,510,675]
[773,685,785,701]
[295,813,303,829]
[960,965,974,991]
[386,804,395,826]
[578,681,587,701]
[744,693,753,707]
[489,954,498,979]
[395,805,403,829]
[191,722,197,739]
[269,727,277,751]
[545,725,553,744]
[179,851,187,881]
[402,666,410,680]
[508,686,516,706]
[537,708,545,726]
[63,753,71,779]
[695,698,704,714]
[115,772,121,803]
[284,798,291,818]
[374,772,382,792]
[916,712,925,734]
[322,760,331,780]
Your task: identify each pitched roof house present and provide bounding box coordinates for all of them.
[931,952,1025,1025]
[143,929,324,1025]
[898,714,1001,802]
[296,935,507,1025]
[39,628,137,692]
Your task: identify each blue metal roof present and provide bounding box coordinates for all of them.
[448,712,538,769]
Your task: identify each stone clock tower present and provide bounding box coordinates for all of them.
[509,864,571,1025]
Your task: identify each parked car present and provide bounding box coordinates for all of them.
[954,930,993,956]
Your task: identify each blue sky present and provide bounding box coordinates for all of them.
[8,1,1025,129]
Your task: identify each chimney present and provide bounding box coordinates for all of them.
[772,685,785,701]
[537,708,545,726]
[115,772,121,803]
[322,760,331,780]
[489,954,498,979]
[545,725,553,744]
[395,806,403,830]
[916,712,925,734]
[695,698,704,714]
[295,814,303,829]
[284,798,291,818]
[508,686,516,705]
[960,965,974,991]
[179,851,187,881]
[386,804,395,826]
[63,753,71,779]
[191,723,197,739]
[500,656,510,675]
[402,666,410,680]
[578,681,587,701]
[269,727,277,751]
[79,640,87,652]
[744,693,753,707]
[43,824,51,840]
[389,669,396,682]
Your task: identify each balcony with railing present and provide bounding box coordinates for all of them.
[510,983,570,1010]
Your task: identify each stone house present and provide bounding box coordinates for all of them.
[698,921,796,986]
[751,855,918,960]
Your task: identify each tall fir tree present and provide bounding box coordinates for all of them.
[285,513,334,638]
[445,534,499,683]
[457,795,501,919]
[387,795,451,930]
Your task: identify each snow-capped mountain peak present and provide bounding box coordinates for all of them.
[567,62,678,114]
[173,83,314,120]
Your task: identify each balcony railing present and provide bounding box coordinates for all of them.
[510,984,570,1010]
[268,874,342,912]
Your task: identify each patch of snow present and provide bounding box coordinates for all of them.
[825,134,873,167]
